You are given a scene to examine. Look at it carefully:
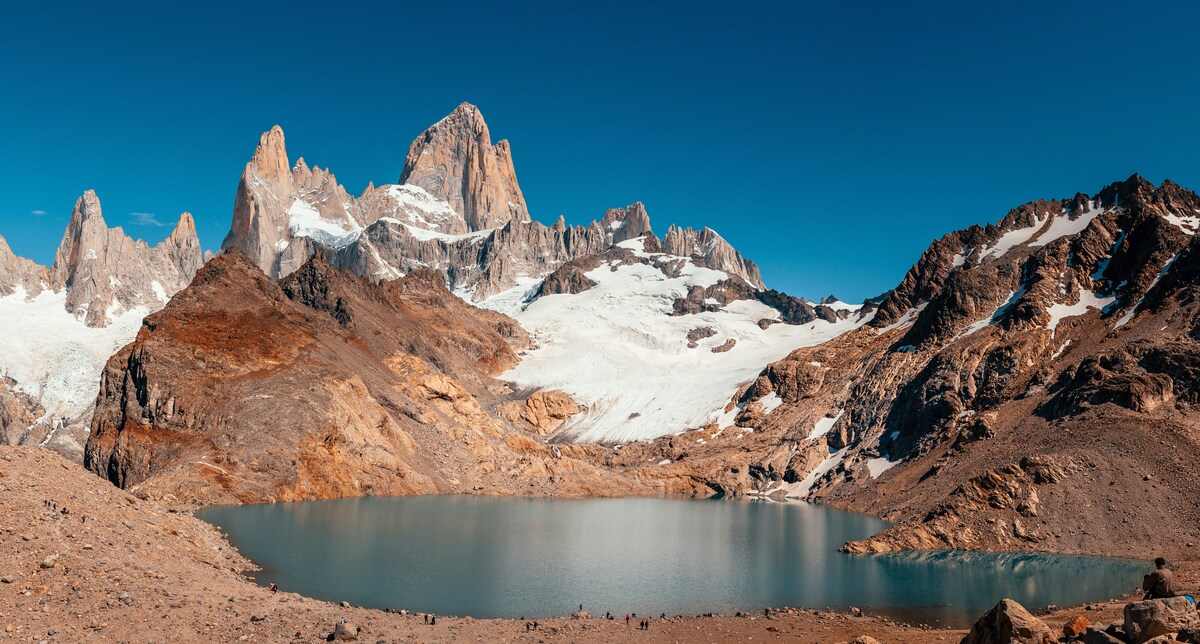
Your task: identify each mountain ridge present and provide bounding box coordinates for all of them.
[0,191,203,458]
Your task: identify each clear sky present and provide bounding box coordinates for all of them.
[1,1,1198,302]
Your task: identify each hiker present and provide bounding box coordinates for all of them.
[1144,557,1178,599]
[423,614,428,625]
[579,603,583,611]
[430,615,436,626]
[268,582,277,594]
[626,614,630,627]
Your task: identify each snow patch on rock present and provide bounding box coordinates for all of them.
[787,447,848,498]
[867,456,899,479]
[288,200,362,249]
[1046,289,1116,337]
[808,409,845,441]
[1029,204,1106,247]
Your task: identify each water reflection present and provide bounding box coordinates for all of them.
[198,496,1143,627]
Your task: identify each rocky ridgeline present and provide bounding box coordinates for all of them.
[220,103,767,301]
[0,190,201,327]
[594,175,1200,559]
[0,191,203,458]
[50,191,202,327]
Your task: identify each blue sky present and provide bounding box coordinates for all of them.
[1,1,1198,301]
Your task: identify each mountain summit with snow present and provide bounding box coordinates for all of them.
[0,192,203,457]
[215,103,855,444]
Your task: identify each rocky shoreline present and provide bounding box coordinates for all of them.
[3,445,1188,643]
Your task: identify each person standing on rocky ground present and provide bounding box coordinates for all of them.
[1143,557,1178,599]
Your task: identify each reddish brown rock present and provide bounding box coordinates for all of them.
[83,250,642,505]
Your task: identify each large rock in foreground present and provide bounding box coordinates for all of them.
[1123,597,1200,643]
[960,598,1055,644]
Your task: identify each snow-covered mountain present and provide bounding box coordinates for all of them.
[220,103,855,444]
[0,191,203,457]
[481,238,869,443]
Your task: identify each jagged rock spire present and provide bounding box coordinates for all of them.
[400,102,531,231]
[222,125,296,276]
[662,224,765,289]
[600,202,655,245]
[45,191,204,326]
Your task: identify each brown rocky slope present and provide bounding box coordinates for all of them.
[83,250,651,505]
[603,175,1200,561]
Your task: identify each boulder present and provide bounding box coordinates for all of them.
[960,598,1055,644]
[1063,615,1092,638]
[570,611,591,620]
[1124,597,1200,643]
[330,621,358,641]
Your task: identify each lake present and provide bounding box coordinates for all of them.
[197,496,1145,627]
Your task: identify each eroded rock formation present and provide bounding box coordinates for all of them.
[83,251,647,504]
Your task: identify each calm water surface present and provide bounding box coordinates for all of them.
[197,496,1144,627]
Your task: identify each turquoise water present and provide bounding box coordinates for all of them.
[197,496,1144,627]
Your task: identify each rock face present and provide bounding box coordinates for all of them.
[960,598,1055,644]
[1124,597,1200,643]
[0,191,203,460]
[0,235,49,297]
[399,102,530,231]
[599,175,1200,560]
[500,391,583,435]
[50,191,201,326]
[221,104,768,302]
[83,250,647,504]
[663,224,765,289]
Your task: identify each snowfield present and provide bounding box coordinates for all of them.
[287,199,362,249]
[0,287,147,426]
[482,242,871,443]
[382,184,463,232]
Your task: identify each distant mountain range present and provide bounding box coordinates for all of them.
[3,104,1198,560]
